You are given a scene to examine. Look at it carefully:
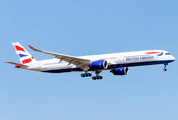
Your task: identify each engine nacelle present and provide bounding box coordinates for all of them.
[110,67,129,75]
[90,60,108,70]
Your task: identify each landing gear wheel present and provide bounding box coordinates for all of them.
[88,73,92,77]
[81,72,92,77]
[92,70,103,80]
[96,76,100,80]
[81,74,85,77]
[163,68,167,71]
[92,76,96,80]
[85,73,88,77]
[92,76,103,80]
[99,76,103,79]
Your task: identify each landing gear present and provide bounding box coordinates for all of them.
[163,68,167,71]
[92,71,103,80]
[163,63,168,71]
[81,71,103,80]
[81,72,92,77]
[92,76,103,80]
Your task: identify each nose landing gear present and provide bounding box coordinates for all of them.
[163,63,168,71]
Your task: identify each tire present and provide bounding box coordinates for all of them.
[96,76,100,80]
[81,74,85,77]
[99,76,103,79]
[88,73,92,77]
[85,73,88,77]
[92,76,96,80]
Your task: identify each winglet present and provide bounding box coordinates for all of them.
[28,45,33,49]
[28,44,42,52]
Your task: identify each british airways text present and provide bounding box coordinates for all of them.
[126,56,154,61]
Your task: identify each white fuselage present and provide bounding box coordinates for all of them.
[25,50,175,73]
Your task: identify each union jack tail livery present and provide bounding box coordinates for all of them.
[12,42,36,65]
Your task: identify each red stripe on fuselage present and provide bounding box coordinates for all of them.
[145,52,161,54]
[14,45,26,52]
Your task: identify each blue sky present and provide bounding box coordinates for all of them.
[0,0,178,120]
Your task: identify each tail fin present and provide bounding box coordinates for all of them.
[12,42,37,65]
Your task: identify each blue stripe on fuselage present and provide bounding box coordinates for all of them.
[42,60,174,73]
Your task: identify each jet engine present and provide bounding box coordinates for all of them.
[110,67,129,75]
[90,60,108,70]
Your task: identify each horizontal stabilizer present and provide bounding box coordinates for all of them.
[4,61,28,67]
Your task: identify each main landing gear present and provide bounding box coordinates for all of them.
[92,76,103,80]
[92,71,103,80]
[81,72,92,77]
[163,63,168,71]
[81,71,103,80]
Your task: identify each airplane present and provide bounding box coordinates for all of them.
[5,42,175,80]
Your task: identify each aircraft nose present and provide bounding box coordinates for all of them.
[171,56,176,61]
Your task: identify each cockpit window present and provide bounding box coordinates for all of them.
[165,53,171,55]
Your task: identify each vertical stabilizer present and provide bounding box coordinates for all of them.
[12,42,37,65]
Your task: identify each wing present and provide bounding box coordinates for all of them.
[4,61,28,67]
[28,45,90,70]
